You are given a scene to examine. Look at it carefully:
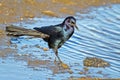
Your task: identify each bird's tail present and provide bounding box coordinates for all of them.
[33,27,42,32]
[6,25,49,38]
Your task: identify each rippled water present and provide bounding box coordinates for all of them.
[0,4,120,80]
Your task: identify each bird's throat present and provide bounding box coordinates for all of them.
[63,25,74,39]
[66,25,70,30]
[63,25,73,32]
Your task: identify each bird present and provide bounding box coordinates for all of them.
[34,16,78,63]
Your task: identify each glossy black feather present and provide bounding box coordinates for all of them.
[34,16,76,49]
[34,24,65,48]
[34,24,62,36]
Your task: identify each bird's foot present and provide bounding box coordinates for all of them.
[54,57,69,69]
[54,61,69,69]
[60,62,69,69]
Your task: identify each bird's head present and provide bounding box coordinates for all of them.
[62,16,79,30]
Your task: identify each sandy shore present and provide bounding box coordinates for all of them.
[0,0,120,80]
[0,0,120,23]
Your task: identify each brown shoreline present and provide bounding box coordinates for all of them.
[0,0,120,80]
[0,0,120,23]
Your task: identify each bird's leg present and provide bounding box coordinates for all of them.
[53,48,70,69]
[53,48,62,63]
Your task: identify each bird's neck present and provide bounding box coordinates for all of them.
[62,24,74,40]
[63,24,74,32]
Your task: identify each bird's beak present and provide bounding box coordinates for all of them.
[75,25,79,30]
[71,23,79,30]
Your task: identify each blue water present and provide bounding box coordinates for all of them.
[0,4,120,80]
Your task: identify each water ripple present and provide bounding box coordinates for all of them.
[63,4,120,78]
[5,4,120,79]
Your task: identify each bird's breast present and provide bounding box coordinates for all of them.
[62,27,74,41]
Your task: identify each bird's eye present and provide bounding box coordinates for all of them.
[67,19,70,23]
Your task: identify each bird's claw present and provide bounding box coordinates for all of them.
[60,62,69,69]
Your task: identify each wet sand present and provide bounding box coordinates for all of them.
[0,0,120,80]
[0,0,120,23]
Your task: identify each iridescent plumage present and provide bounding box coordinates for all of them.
[34,16,78,62]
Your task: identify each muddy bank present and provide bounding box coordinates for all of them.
[0,0,120,23]
[0,1,120,80]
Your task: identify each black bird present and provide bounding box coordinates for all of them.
[34,16,78,62]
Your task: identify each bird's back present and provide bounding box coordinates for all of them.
[34,24,63,42]
[34,20,75,49]
[33,16,77,62]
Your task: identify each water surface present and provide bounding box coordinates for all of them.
[0,4,120,80]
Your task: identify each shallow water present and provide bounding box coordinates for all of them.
[0,4,120,80]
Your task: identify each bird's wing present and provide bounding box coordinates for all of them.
[34,25,62,36]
